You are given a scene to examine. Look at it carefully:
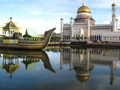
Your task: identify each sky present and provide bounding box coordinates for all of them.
[0,0,120,36]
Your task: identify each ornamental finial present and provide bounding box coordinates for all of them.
[82,0,85,6]
[9,17,12,22]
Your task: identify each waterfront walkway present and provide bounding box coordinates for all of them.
[49,42,120,48]
[86,42,120,47]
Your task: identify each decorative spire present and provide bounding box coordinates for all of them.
[25,28,28,35]
[9,17,12,22]
[23,28,32,37]
[82,0,85,6]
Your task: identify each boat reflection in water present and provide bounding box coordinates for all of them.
[59,47,120,85]
[0,49,55,78]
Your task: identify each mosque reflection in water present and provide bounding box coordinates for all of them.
[0,47,119,87]
[0,49,55,78]
[59,47,119,85]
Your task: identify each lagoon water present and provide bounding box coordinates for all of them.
[0,47,120,90]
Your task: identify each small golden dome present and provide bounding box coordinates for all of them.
[112,3,116,6]
[60,18,64,20]
[110,81,114,85]
[77,5,91,13]
[116,19,118,21]
[112,14,116,17]
[70,17,74,20]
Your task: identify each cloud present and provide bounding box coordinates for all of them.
[117,16,120,20]
[16,19,60,34]
[116,16,120,28]
[88,0,120,8]
[32,10,41,15]
[49,0,120,9]
[19,0,24,2]
[56,0,82,4]
[54,0,120,9]
[47,12,72,16]
[103,20,111,24]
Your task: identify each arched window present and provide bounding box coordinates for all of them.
[90,35,92,40]
[92,35,94,40]
[69,35,70,39]
[67,35,68,39]
[93,35,94,40]
[95,35,97,40]
[99,35,100,40]
[97,35,99,40]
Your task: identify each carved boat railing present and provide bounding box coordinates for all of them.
[19,27,55,44]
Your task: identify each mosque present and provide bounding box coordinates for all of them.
[60,2,120,43]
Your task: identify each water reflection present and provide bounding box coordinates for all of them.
[0,49,55,78]
[0,47,119,89]
[59,47,120,85]
[0,51,21,79]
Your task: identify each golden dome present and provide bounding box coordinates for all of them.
[77,5,91,13]
[76,75,90,83]
[112,3,116,6]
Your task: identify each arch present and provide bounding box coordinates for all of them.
[95,35,96,40]
[99,35,100,40]
[68,35,69,39]
[97,35,99,40]
[90,35,92,40]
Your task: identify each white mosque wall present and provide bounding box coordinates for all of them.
[101,32,120,42]
[60,48,120,65]
[90,25,113,35]
[91,29,111,35]
[73,24,87,37]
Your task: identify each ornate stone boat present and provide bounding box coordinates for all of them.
[0,27,55,49]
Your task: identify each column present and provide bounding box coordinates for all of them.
[87,17,90,41]
[60,18,64,41]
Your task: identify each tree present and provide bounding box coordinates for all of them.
[84,37,87,41]
[80,37,83,41]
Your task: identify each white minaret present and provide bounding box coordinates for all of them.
[60,18,64,41]
[112,3,117,32]
[70,17,74,41]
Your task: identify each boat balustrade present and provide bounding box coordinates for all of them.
[18,37,43,43]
